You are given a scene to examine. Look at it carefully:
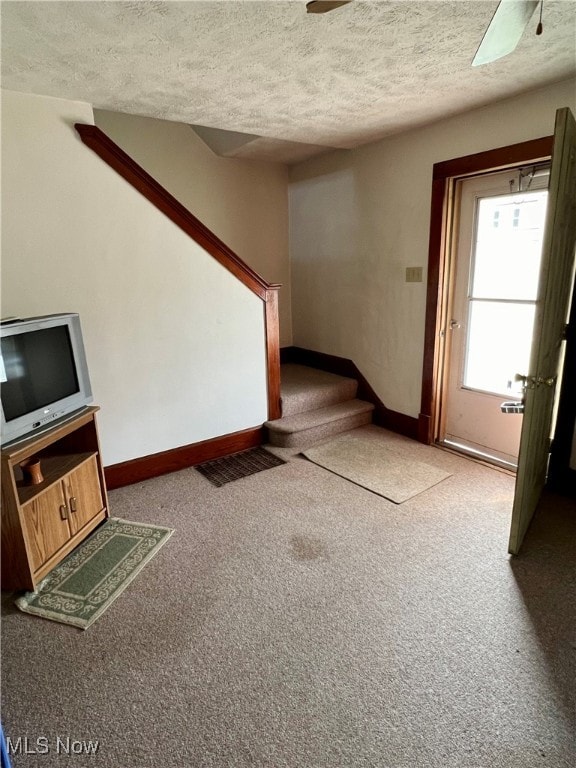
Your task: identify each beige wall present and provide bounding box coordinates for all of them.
[289,78,576,419]
[1,90,268,466]
[3,83,575,465]
[94,109,292,347]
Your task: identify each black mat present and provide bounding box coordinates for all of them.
[195,447,286,487]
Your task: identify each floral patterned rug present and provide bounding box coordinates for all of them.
[15,518,174,629]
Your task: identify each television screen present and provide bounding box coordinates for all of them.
[0,313,93,445]
[1,326,80,422]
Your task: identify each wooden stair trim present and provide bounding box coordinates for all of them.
[75,124,278,298]
[280,347,419,440]
[264,289,282,420]
[75,123,281,421]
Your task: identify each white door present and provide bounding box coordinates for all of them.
[442,168,549,468]
[509,107,576,555]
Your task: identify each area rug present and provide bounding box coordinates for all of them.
[15,518,174,629]
[195,446,286,487]
[302,434,452,503]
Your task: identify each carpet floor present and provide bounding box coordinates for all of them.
[1,425,575,768]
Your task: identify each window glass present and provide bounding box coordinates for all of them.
[471,190,548,301]
[463,300,536,396]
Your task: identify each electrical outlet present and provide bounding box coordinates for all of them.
[406,266,423,283]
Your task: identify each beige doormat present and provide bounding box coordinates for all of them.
[15,518,174,629]
[302,434,452,503]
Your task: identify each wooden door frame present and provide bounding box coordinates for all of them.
[548,273,576,497]
[418,136,554,446]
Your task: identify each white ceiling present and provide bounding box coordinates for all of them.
[2,1,575,163]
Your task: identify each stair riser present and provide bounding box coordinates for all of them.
[281,379,357,417]
[268,410,373,449]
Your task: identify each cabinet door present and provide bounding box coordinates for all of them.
[21,484,71,573]
[65,456,105,536]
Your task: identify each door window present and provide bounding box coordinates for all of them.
[463,189,548,397]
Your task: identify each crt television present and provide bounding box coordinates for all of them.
[0,313,93,446]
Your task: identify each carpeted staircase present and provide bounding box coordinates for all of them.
[265,364,374,448]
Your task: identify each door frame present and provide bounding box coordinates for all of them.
[419,136,554,446]
[548,274,576,497]
[438,168,550,468]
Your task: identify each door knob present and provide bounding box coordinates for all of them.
[515,373,556,390]
[537,376,556,387]
[449,319,461,330]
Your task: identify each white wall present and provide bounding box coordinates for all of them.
[94,109,292,347]
[1,90,268,466]
[289,78,576,419]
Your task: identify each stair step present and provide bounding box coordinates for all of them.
[265,399,374,449]
[280,364,358,416]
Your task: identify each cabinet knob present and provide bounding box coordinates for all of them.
[69,496,77,513]
[59,504,69,521]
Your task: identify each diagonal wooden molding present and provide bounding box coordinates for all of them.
[75,123,281,420]
[75,124,279,298]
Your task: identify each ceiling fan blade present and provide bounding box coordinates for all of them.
[306,1,353,14]
[472,0,539,67]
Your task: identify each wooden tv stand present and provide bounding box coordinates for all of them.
[1,407,109,591]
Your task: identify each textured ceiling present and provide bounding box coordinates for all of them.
[2,1,575,163]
